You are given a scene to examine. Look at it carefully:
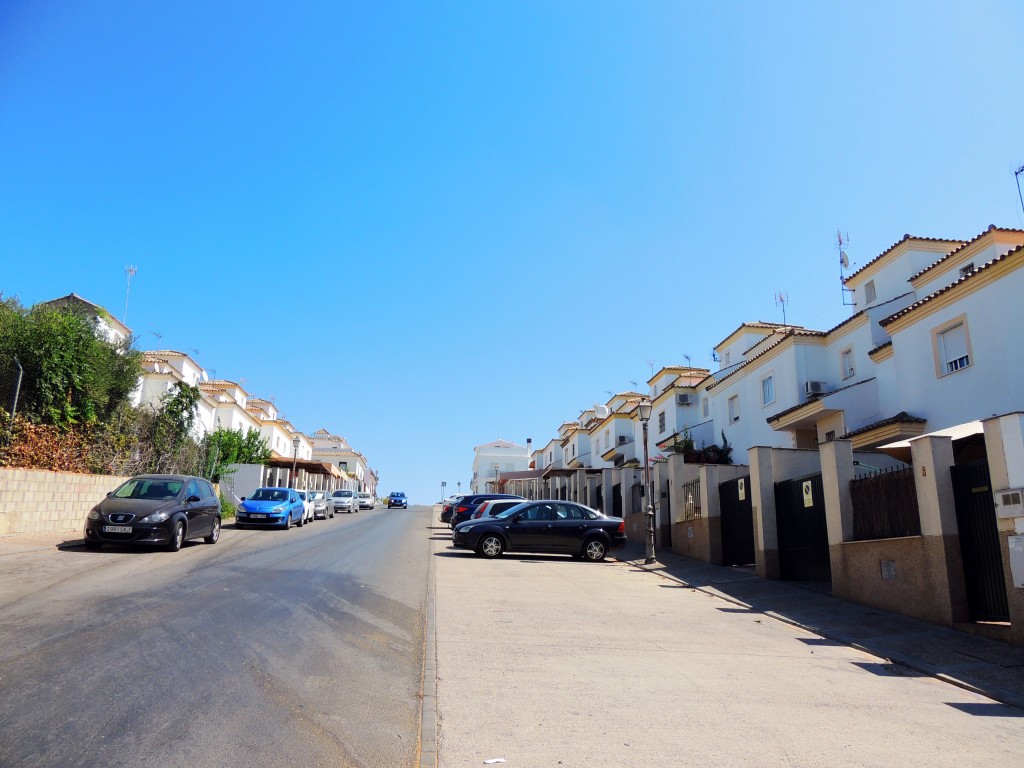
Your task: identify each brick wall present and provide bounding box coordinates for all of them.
[0,468,128,535]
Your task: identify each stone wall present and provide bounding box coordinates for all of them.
[0,468,127,535]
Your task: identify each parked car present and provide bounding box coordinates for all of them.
[451,500,626,561]
[236,487,306,529]
[83,474,222,552]
[471,498,527,520]
[309,490,333,519]
[449,493,525,527]
[387,492,408,509]
[296,490,315,524]
[358,492,375,510]
[331,488,359,513]
[439,495,468,524]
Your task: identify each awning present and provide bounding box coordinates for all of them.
[877,420,983,462]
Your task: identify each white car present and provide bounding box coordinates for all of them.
[309,490,333,519]
[295,490,315,524]
[331,489,359,513]
[358,492,374,510]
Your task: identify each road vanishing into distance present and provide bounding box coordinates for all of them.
[0,506,432,768]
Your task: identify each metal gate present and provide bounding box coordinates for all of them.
[774,473,831,582]
[612,483,622,518]
[719,475,755,566]
[660,486,672,549]
[951,460,1009,622]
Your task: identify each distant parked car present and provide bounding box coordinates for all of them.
[358,492,374,510]
[451,500,626,561]
[309,490,333,519]
[439,495,468,524]
[295,490,315,524]
[236,487,306,529]
[449,493,525,527]
[387,492,408,509]
[332,488,359,513]
[83,474,222,551]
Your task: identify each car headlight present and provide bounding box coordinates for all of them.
[87,508,102,521]
[139,509,171,524]
[274,505,287,513]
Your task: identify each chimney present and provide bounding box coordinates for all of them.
[526,438,532,453]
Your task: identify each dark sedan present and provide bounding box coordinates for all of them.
[83,474,222,552]
[451,500,626,561]
[449,493,525,527]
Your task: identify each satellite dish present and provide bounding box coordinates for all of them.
[840,250,850,268]
[201,370,209,381]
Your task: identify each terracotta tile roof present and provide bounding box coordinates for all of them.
[844,234,963,284]
[880,243,1024,327]
[908,225,1024,283]
[716,321,797,350]
[868,340,893,356]
[841,411,926,440]
[766,377,876,424]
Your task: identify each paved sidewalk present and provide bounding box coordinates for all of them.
[619,543,1024,711]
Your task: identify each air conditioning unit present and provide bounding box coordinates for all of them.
[617,435,628,445]
[805,381,824,396]
[676,394,693,406]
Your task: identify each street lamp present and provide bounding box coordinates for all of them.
[637,399,656,564]
[291,436,300,488]
[457,481,461,494]
[441,480,446,501]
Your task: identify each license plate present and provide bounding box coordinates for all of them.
[252,514,267,519]
[103,525,132,534]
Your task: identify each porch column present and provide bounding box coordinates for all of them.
[749,446,781,580]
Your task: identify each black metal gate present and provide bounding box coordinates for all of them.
[720,475,755,566]
[660,486,672,549]
[612,483,622,518]
[774,473,832,582]
[951,460,1009,622]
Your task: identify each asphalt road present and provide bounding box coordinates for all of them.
[0,505,432,768]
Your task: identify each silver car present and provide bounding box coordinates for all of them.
[331,489,358,514]
[358,492,374,510]
[309,490,333,520]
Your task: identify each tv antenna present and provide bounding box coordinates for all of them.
[149,330,162,346]
[629,380,638,389]
[1015,164,1024,217]
[124,265,137,324]
[774,291,790,330]
[647,360,655,378]
[682,353,691,369]
[838,230,855,306]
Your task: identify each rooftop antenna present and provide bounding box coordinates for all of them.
[682,353,691,369]
[647,360,655,378]
[838,230,855,306]
[149,330,162,346]
[629,380,638,389]
[123,265,137,324]
[1015,164,1024,217]
[190,348,201,359]
[774,291,789,331]
[711,349,719,363]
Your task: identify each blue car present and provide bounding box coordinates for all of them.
[236,487,306,529]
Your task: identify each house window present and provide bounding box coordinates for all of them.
[935,319,971,375]
[728,395,740,423]
[824,430,836,442]
[959,263,975,279]
[724,351,732,365]
[657,411,666,434]
[702,398,709,418]
[761,374,775,406]
[841,348,855,379]
[864,280,876,304]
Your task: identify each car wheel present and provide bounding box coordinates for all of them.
[297,511,304,527]
[330,509,335,518]
[205,517,221,544]
[582,538,607,562]
[283,513,291,530]
[477,534,504,559]
[166,521,185,552]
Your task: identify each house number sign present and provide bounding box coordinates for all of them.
[802,480,814,507]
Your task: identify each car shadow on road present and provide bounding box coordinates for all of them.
[55,539,203,555]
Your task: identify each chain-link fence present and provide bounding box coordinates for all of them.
[0,355,24,448]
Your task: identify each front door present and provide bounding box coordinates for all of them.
[951,460,1009,622]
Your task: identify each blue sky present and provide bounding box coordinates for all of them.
[2,1,1023,503]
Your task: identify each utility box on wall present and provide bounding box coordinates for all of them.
[1010,535,1024,589]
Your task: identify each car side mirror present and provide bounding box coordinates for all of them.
[240,497,246,502]
[187,495,201,503]
[106,491,112,497]
[513,512,525,522]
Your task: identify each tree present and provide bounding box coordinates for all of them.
[203,426,271,480]
[0,298,141,427]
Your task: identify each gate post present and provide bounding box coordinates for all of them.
[911,434,969,624]
[749,446,781,579]
[820,439,855,545]
[700,465,723,565]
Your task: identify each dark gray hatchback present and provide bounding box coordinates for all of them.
[83,474,222,552]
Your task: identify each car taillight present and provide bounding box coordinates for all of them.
[616,521,625,533]
[456,506,469,513]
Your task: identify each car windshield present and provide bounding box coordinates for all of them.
[391,493,404,497]
[297,492,308,501]
[250,488,289,502]
[494,502,529,519]
[333,490,354,497]
[309,492,325,500]
[113,478,183,500]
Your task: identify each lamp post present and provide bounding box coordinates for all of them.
[457,481,461,494]
[637,399,656,564]
[291,436,300,488]
[441,480,446,501]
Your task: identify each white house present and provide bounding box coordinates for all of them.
[471,439,531,493]
[40,293,132,347]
